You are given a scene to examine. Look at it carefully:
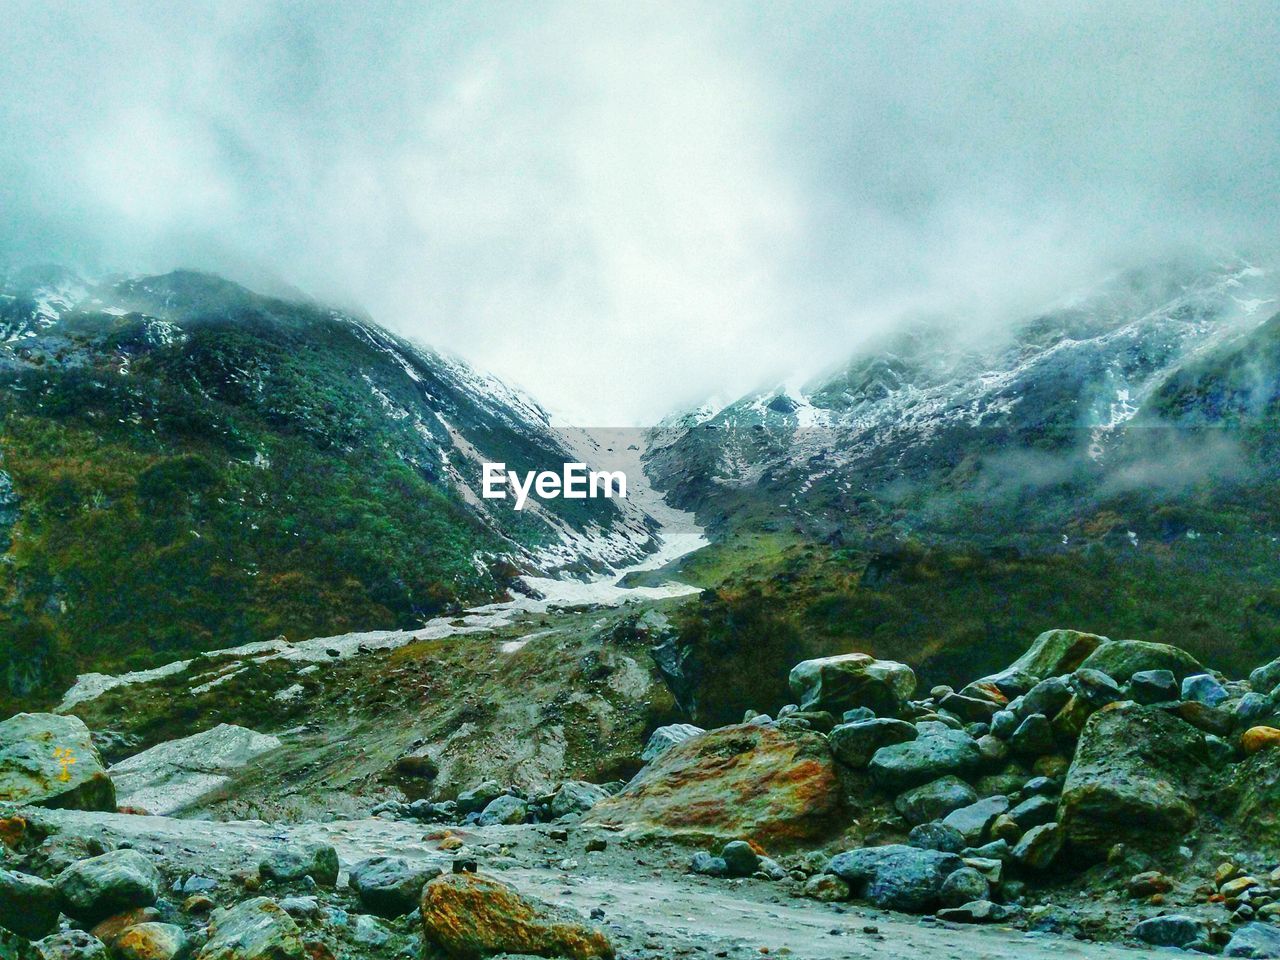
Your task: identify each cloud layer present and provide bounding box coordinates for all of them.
[2,1,1277,423]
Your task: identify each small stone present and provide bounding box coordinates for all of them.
[942,796,1010,846]
[349,857,443,918]
[1182,673,1229,707]
[1128,670,1178,704]
[690,852,727,877]
[197,897,305,960]
[1012,822,1063,870]
[803,874,850,902]
[989,814,1021,844]
[936,900,1021,924]
[0,868,59,939]
[55,850,161,925]
[585,838,607,853]
[894,776,977,825]
[1243,726,1280,755]
[1128,871,1173,897]
[113,923,187,960]
[31,930,108,959]
[1133,914,1207,948]
[477,795,529,826]
[939,867,989,908]
[829,719,917,769]
[258,844,339,887]
[907,822,966,854]
[1010,714,1054,756]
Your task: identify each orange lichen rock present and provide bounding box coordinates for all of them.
[421,873,613,960]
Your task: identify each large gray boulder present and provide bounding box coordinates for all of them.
[0,868,59,940]
[1077,639,1204,684]
[829,719,917,769]
[108,724,280,816]
[349,856,444,918]
[196,897,304,960]
[788,653,916,717]
[827,844,963,913]
[0,714,115,812]
[54,850,160,925]
[1134,915,1209,948]
[868,729,982,791]
[1060,703,1210,856]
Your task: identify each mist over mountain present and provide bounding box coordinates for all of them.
[3,1,1279,423]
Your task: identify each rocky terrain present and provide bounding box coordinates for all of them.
[6,620,1280,958]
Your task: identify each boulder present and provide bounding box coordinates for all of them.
[1019,677,1072,721]
[1069,669,1124,708]
[258,844,339,887]
[868,729,982,792]
[349,856,444,918]
[54,850,161,925]
[828,719,916,769]
[584,723,840,845]
[31,930,107,959]
[689,852,727,877]
[1008,795,1056,829]
[640,725,704,763]
[1229,746,1280,856]
[720,841,760,877]
[1133,914,1209,948]
[550,782,608,819]
[478,795,529,826]
[1236,694,1275,728]
[908,821,966,853]
[1060,703,1209,856]
[196,898,304,960]
[990,710,1018,739]
[803,874,850,902]
[1251,657,1280,696]
[969,630,1106,694]
[1128,669,1179,704]
[1078,639,1203,684]
[0,714,115,812]
[1182,673,1229,707]
[456,781,503,816]
[113,923,187,960]
[1225,922,1280,958]
[107,724,280,816]
[788,654,916,717]
[894,776,977,825]
[1009,714,1053,756]
[827,845,962,913]
[938,695,999,724]
[1012,822,1063,869]
[420,873,613,959]
[939,866,990,908]
[942,796,1010,846]
[0,868,59,940]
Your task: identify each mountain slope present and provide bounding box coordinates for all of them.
[0,268,658,709]
[643,258,1280,722]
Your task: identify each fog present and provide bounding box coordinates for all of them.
[2,1,1277,424]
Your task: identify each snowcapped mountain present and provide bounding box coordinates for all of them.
[0,268,663,706]
[646,256,1280,546]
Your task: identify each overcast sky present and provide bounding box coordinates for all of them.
[2,1,1277,423]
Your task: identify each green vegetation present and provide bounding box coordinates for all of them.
[0,283,533,712]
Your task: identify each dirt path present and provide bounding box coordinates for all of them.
[27,808,1163,960]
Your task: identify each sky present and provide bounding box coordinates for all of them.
[1,1,1278,424]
